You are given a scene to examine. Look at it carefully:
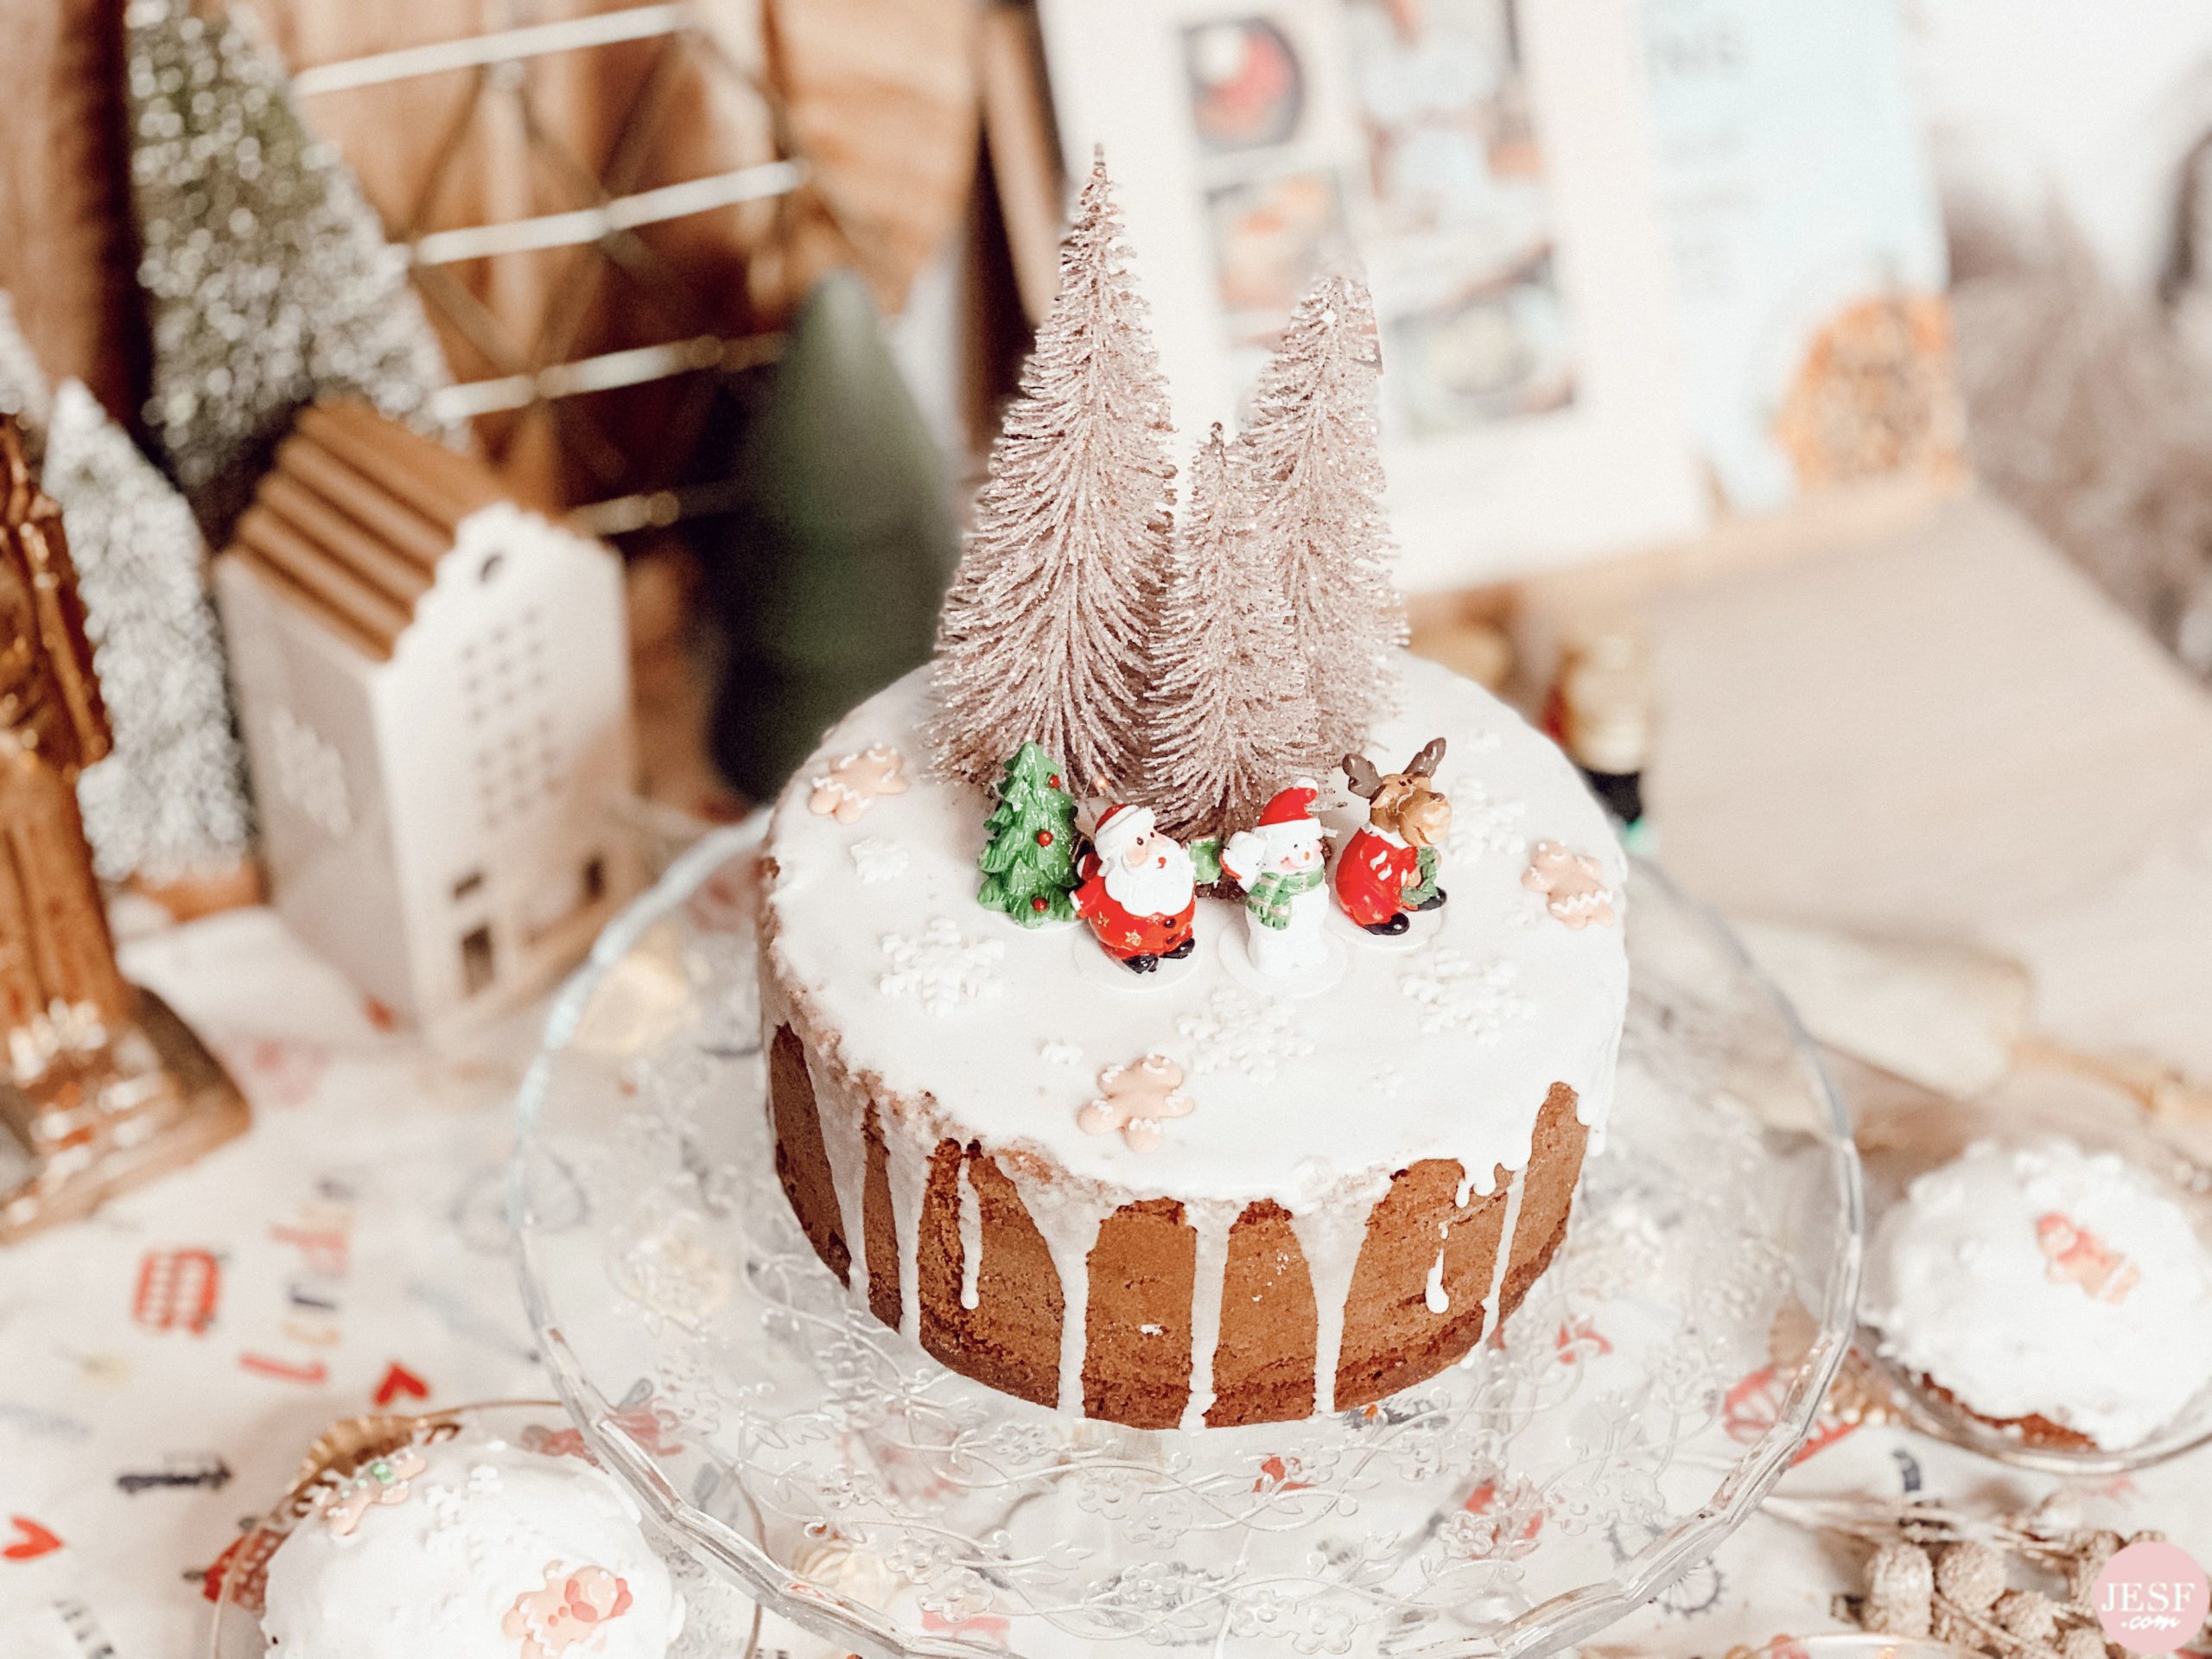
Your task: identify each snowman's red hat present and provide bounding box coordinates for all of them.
[1254,780,1320,835]
[1092,802,1154,861]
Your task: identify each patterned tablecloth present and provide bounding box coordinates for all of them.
[2,904,2206,1659]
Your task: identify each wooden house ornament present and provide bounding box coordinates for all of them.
[215,401,639,1038]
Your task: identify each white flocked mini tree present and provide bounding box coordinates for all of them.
[1239,270,1405,765]
[0,296,255,885]
[929,151,1176,794]
[124,0,459,538]
[1139,423,1318,842]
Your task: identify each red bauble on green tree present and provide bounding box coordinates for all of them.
[978,742,1081,925]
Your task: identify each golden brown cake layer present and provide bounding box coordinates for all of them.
[766,994,1586,1427]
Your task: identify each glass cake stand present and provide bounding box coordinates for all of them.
[511,824,1863,1659]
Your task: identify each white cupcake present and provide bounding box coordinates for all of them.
[263,1430,684,1656]
[1864,1136,2212,1451]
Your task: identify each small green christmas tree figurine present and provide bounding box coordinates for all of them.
[978,743,1080,925]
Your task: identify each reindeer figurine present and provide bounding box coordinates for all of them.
[1335,739,1452,936]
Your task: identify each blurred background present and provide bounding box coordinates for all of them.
[3,0,2208,1055]
[2,0,2209,1040]
[7,0,2212,804]
[6,6,2212,1649]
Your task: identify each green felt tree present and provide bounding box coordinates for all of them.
[702,270,958,798]
[977,743,1080,925]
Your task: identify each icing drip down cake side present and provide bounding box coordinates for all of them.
[757,655,1628,1429]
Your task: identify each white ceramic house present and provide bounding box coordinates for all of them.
[216,400,639,1039]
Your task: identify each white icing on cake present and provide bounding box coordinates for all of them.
[1865,1137,2212,1449]
[764,655,1627,1211]
[1184,1211,1234,1428]
[955,1155,983,1311]
[1478,1166,1528,1335]
[262,1433,683,1658]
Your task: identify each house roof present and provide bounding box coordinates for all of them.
[224,400,507,661]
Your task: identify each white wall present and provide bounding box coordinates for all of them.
[1907,0,2212,293]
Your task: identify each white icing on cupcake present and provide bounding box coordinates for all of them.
[1864,1137,2212,1449]
[263,1433,683,1657]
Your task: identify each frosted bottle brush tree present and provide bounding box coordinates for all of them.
[0,294,254,885]
[42,384,257,883]
[1138,424,1319,842]
[929,151,1176,795]
[124,0,458,537]
[1240,271,1404,764]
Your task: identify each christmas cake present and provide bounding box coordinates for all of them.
[755,155,1629,1429]
[260,1428,684,1657]
[759,674,1628,1429]
[1864,1137,2212,1452]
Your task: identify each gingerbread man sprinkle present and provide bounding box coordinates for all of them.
[2036,1213,2142,1305]
[1078,1055,1194,1153]
[316,1447,425,1536]
[1521,841,1617,930]
[808,745,908,824]
[503,1562,635,1658]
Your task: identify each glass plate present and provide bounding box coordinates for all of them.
[512,825,1861,1658]
[1852,1073,2212,1473]
[203,1400,768,1657]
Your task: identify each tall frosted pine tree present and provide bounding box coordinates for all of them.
[124,0,459,538]
[1239,271,1404,764]
[1138,424,1318,842]
[929,151,1175,795]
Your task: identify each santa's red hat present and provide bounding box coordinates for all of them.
[1092,802,1154,861]
[1254,781,1320,836]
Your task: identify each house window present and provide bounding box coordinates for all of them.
[460,925,496,995]
[453,870,485,903]
[582,854,607,904]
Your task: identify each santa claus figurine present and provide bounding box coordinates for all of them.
[1071,803,1200,974]
[1221,781,1332,977]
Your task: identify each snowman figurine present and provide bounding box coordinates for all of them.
[1220,781,1333,978]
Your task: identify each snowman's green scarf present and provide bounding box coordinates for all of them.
[1242,865,1325,929]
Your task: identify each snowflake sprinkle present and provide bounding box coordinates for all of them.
[1399,945,1530,1040]
[1443,778,1529,865]
[1176,986,1318,1082]
[849,836,908,885]
[880,919,1007,1014]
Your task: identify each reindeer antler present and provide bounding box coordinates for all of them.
[1342,753,1383,799]
[1406,737,1446,779]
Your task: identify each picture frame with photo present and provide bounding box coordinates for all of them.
[1037,0,1708,590]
